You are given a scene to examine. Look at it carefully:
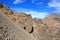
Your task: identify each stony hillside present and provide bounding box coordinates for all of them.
[0,11,38,40]
[43,14,60,28]
[0,2,33,33]
[0,3,60,40]
[32,18,60,40]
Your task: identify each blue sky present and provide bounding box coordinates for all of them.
[0,0,60,19]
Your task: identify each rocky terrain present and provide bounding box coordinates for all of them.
[0,3,60,40]
[0,11,38,40]
[43,14,60,27]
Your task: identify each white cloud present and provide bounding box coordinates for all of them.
[48,0,60,13]
[48,0,60,7]
[32,0,43,7]
[13,0,25,4]
[25,11,49,19]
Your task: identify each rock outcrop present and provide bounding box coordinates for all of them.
[0,11,38,40]
[0,3,33,33]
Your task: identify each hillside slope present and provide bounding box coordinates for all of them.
[0,11,38,40]
[43,14,60,28]
[0,2,33,33]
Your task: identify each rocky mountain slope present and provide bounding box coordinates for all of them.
[32,18,60,40]
[0,2,33,33]
[43,14,60,28]
[0,10,38,40]
[0,3,60,40]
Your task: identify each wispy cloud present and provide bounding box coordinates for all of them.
[32,0,43,6]
[13,0,25,4]
[32,0,38,3]
[11,8,30,12]
[48,0,60,13]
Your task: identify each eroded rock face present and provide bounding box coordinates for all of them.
[15,13,33,33]
[7,13,33,33]
[0,12,38,40]
[0,3,33,33]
